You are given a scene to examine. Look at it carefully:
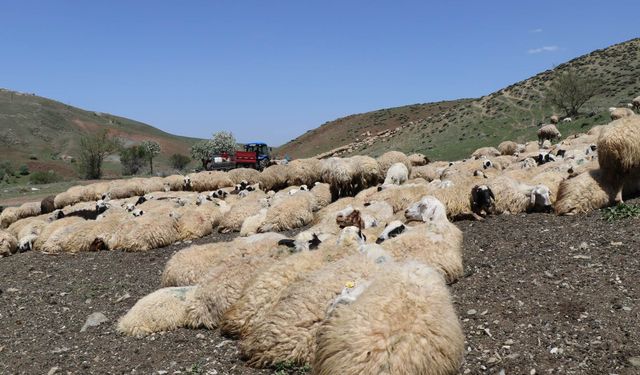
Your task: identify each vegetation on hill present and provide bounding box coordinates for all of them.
[278,38,640,161]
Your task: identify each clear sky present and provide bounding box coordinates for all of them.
[1,1,638,145]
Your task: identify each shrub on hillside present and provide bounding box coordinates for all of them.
[18,165,29,175]
[170,153,191,171]
[120,145,147,176]
[30,170,62,184]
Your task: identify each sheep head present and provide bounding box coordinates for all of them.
[376,220,407,244]
[471,185,495,216]
[529,185,552,213]
[405,196,448,223]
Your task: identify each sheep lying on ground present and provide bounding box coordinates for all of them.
[609,107,635,120]
[538,124,561,145]
[0,230,18,257]
[259,165,291,192]
[498,141,518,156]
[310,182,332,211]
[0,202,41,229]
[238,246,391,368]
[376,196,464,284]
[472,146,500,159]
[40,195,55,215]
[228,168,261,185]
[597,116,640,203]
[376,151,412,175]
[117,286,198,337]
[382,162,409,186]
[258,191,315,232]
[218,191,266,233]
[184,171,234,192]
[487,176,553,214]
[220,227,367,340]
[313,261,464,375]
[555,168,616,215]
[408,153,430,166]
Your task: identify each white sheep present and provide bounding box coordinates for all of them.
[376,151,412,176]
[0,230,18,257]
[382,162,409,186]
[497,140,518,156]
[238,247,391,368]
[563,117,573,123]
[550,115,559,124]
[597,115,640,203]
[537,124,562,145]
[632,95,640,112]
[486,176,553,214]
[609,107,635,120]
[258,191,315,232]
[313,261,464,375]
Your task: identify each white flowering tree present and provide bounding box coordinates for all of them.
[190,140,215,170]
[140,140,161,174]
[211,131,238,155]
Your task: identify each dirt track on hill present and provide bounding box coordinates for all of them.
[1,206,639,374]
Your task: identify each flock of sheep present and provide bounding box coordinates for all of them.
[1,103,639,373]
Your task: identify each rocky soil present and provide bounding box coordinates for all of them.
[1,206,639,374]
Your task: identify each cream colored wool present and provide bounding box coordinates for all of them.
[498,140,518,156]
[0,230,18,257]
[537,124,561,144]
[382,163,409,186]
[32,217,85,251]
[321,157,356,200]
[555,169,615,215]
[485,176,548,215]
[259,164,291,192]
[610,107,635,120]
[163,174,186,191]
[220,227,366,339]
[142,177,165,194]
[218,191,266,233]
[313,262,464,375]
[107,210,180,252]
[471,146,500,159]
[309,183,332,211]
[107,178,146,199]
[597,116,640,202]
[349,155,383,192]
[364,184,431,213]
[161,232,285,287]
[409,164,446,182]
[53,185,88,209]
[117,286,197,337]
[186,171,234,192]
[407,153,429,166]
[240,208,267,236]
[228,168,262,185]
[376,151,411,176]
[238,250,387,368]
[259,191,315,232]
[286,158,323,187]
[0,202,41,229]
[174,204,224,241]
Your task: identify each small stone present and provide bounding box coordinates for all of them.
[622,306,632,311]
[611,241,623,246]
[629,357,640,367]
[467,309,477,315]
[157,371,168,375]
[116,293,131,303]
[579,242,588,250]
[6,288,18,293]
[573,255,591,260]
[550,347,559,354]
[505,339,515,345]
[487,357,498,364]
[80,312,108,332]
[530,370,536,375]
[47,367,60,375]
[196,333,205,339]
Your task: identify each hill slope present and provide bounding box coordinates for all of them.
[278,38,640,160]
[0,89,201,177]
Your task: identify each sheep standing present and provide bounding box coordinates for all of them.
[550,115,559,124]
[349,155,383,193]
[286,158,323,187]
[0,230,18,257]
[238,248,390,368]
[537,124,562,145]
[597,116,640,203]
[313,261,464,375]
[408,153,430,166]
[321,157,356,201]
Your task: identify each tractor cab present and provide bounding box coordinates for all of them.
[243,142,272,170]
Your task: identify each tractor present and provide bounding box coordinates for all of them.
[207,142,272,171]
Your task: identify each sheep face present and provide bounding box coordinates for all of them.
[376,221,407,244]
[125,203,135,212]
[482,160,493,169]
[530,185,552,212]
[49,210,65,221]
[473,170,486,178]
[556,149,567,158]
[337,226,367,248]
[132,209,144,217]
[336,208,364,230]
[18,234,37,252]
[101,192,111,201]
[183,176,192,190]
[471,185,495,215]
[95,201,110,214]
[405,196,447,223]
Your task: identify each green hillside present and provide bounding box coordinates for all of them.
[278,38,640,161]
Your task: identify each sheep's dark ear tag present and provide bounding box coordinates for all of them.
[278,239,296,248]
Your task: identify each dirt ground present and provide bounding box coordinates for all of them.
[1,205,639,374]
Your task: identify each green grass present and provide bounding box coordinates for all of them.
[602,203,640,222]
[274,361,311,374]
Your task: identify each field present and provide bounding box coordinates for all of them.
[1,205,638,374]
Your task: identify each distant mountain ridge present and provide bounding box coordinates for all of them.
[278,38,640,161]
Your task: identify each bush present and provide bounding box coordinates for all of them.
[0,161,15,177]
[29,155,38,160]
[78,130,120,179]
[120,145,147,176]
[18,165,29,175]
[602,203,640,222]
[170,153,191,171]
[30,170,62,184]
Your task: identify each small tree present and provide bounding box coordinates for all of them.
[211,131,238,155]
[119,145,147,175]
[170,153,191,171]
[190,140,215,170]
[78,130,120,179]
[140,140,161,174]
[545,69,601,117]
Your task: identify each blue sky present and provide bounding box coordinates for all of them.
[1,1,638,145]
